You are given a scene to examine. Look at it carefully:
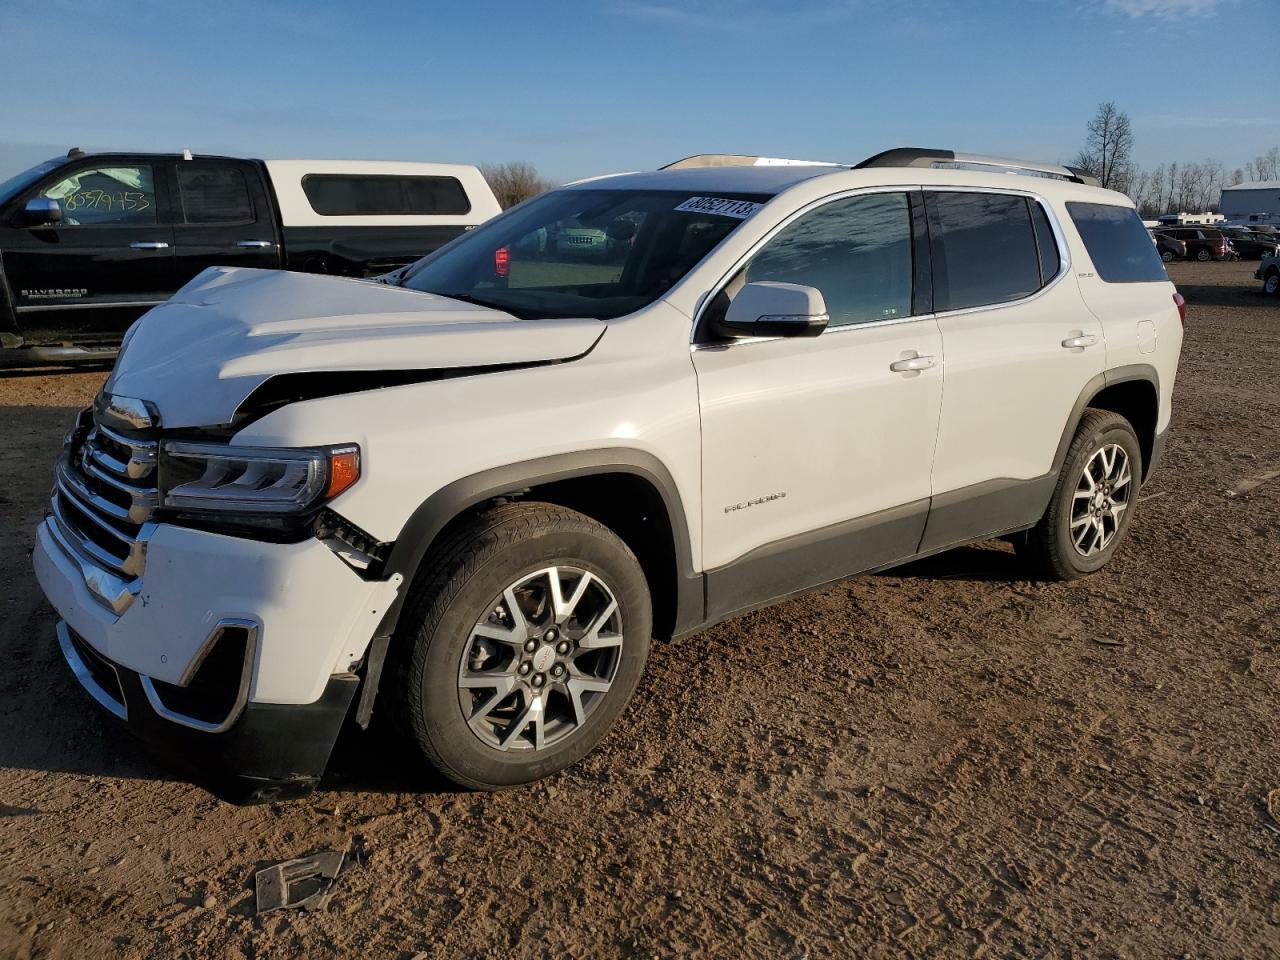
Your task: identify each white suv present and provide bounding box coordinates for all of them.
[33,149,1185,801]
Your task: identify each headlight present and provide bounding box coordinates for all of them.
[159,441,360,515]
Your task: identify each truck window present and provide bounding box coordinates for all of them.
[1067,202,1167,283]
[177,165,254,223]
[41,165,157,226]
[301,175,471,216]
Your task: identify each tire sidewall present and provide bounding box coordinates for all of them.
[1052,421,1144,575]
[410,526,651,788]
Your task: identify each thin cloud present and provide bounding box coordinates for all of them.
[1102,0,1221,17]
[612,1,860,31]
[1146,114,1279,129]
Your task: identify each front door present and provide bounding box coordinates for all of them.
[168,159,281,286]
[3,160,175,344]
[692,190,944,619]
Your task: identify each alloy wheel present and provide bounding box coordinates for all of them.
[457,566,623,751]
[1070,443,1133,557]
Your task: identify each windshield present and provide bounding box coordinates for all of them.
[401,188,770,320]
[0,158,63,204]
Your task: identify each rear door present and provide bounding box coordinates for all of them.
[920,188,1105,551]
[2,159,175,343]
[169,160,281,286]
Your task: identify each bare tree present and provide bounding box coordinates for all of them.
[1073,101,1135,191]
[480,162,556,210]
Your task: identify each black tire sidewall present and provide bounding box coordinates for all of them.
[411,526,651,788]
[1051,421,1143,576]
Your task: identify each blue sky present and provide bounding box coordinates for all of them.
[0,0,1274,183]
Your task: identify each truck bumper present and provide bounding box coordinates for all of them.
[57,620,356,802]
[33,515,400,802]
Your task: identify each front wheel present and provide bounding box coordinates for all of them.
[1196,248,1212,262]
[1264,270,1280,296]
[1161,250,1174,262]
[391,502,651,790]
[1017,410,1143,580]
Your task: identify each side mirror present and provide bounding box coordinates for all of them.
[718,281,828,339]
[22,197,63,226]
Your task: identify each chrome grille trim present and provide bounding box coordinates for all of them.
[44,511,141,615]
[140,619,259,733]
[56,621,128,720]
[49,405,158,616]
[87,424,157,480]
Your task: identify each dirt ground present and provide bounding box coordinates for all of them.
[1,260,1277,959]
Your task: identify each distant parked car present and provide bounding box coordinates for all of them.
[1258,252,1280,296]
[1151,231,1186,262]
[1155,227,1233,262]
[0,150,501,363]
[1220,228,1280,260]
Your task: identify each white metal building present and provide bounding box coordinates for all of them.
[1220,181,1280,226]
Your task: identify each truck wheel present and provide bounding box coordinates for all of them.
[1196,248,1212,262]
[392,502,651,790]
[1265,270,1280,296]
[1018,410,1143,581]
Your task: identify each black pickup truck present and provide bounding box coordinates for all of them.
[0,150,501,361]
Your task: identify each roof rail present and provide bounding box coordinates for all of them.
[661,154,839,170]
[855,147,1101,187]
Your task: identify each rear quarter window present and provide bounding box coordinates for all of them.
[1068,202,1168,282]
[302,174,471,216]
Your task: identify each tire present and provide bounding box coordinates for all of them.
[1160,250,1174,262]
[1018,409,1144,581]
[1265,270,1280,296]
[390,501,652,790]
[1196,248,1212,262]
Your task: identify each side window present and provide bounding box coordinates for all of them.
[1029,200,1061,285]
[741,192,913,327]
[1066,202,1167,282]
[925,191,1042,312]
[40,165,157,226]
[301,175,471,216]
[177,165,253,223]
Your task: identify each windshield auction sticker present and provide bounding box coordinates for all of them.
[673,196,763,219]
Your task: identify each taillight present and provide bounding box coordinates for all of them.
[1173,292,1186,328]
[494,246,510,278]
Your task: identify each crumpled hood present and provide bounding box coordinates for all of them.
[105,267,603,428]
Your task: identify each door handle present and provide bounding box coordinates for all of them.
[236,240,274,248]
[128,241,169,250]
[1061,334,1099,349]
[889,354,938,372]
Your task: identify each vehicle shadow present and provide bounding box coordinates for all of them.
[879,542,1028,584]
[1175,282,1272,310]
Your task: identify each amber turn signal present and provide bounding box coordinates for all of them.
[325,445,361,499]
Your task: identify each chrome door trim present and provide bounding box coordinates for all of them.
[688,182,1076,349]
[16,300,166,313]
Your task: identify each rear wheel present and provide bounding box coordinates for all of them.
[391,502,651,790]
[1196,248,1212,262]
[1018,410,1143,580]
[1161,250,1174,263]
[1264,269,1280,296]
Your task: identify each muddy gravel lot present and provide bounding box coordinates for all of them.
[1,261,1277,959]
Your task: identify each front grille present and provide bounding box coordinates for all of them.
[48,409,158,615]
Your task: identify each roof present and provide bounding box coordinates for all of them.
[1222,181,1280,191]
[562,164,844,196]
